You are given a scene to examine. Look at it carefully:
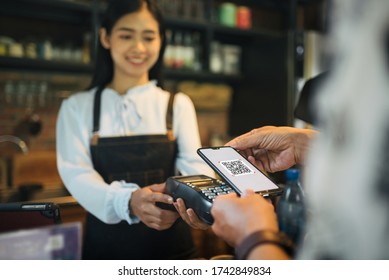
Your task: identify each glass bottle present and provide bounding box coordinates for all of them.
[183,32,194,70]
[163,29,175,68]
[192,32,202,71]
[210,41,223,73]
[173,31,184,69]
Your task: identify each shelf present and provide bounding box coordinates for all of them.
[164,18,284,38]
[0,0,291,160]
[229,0,289,12]
[162,68,243,82]
[217,0,315,11]
[164,17,209,31]
[212,24,284,38]
[0,57,93,74]
[1,0,92,24]
[3,0,92,12]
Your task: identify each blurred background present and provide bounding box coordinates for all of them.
[0,0,330,258]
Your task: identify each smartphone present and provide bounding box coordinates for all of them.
[197,146,282,196]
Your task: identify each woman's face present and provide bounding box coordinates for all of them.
[100,4,161,82]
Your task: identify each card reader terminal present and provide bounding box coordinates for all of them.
[166,175,235,224]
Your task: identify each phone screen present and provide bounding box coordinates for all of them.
[197,146,280,195]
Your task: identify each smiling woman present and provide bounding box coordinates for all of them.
[88,0,166,93]
[99,3,162,93]
[55,0,213,260]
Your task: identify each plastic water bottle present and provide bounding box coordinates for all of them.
[276,168,306,245]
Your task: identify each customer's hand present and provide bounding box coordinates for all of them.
[130,183,179,230]
[226,126,317,172]
[174,198,210,230]
[211,190,278,247]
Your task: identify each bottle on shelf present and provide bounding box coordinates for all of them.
[183,32,194,70]
[192,32,202,71]
[209,41,223,73]
[43,39,53,61]
[163,29,175,68]
[236,6,252,29]
[218,2,237,27]
[172,31,184,69]
[192,0,205,20]
[276,168,306,246]
[82,32,91,64]
[181,0,192,19]
[222,44,241,75]
[24,38,38,59]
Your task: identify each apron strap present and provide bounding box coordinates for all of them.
[93,87,104,133]
[91,87,104,145]
[166,92,176,141]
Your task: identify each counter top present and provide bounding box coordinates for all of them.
[29,195,78,206]
[0,186,72,204]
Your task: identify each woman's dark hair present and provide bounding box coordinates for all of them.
[87,0,166,91]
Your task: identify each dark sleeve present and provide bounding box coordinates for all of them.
[294,72,329,125]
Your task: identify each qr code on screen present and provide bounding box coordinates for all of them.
[220,159,254,176]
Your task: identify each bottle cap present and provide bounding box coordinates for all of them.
[286,168,300,181]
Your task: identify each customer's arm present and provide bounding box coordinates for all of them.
[211,190,290,260]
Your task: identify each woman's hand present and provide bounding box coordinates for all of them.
[130,183,179,230]
[174,198,210,230]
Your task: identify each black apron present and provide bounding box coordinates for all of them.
[83,87,196,260]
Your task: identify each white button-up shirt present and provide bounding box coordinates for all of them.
[56,81,213,224]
